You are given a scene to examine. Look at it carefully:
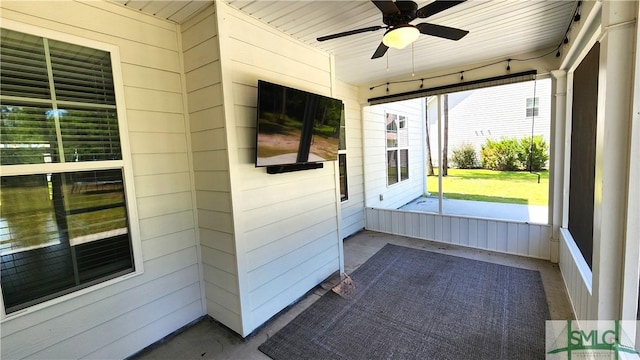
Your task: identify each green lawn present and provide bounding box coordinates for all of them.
[427,168,549,205]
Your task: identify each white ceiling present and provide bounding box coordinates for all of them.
[115,0,577,86]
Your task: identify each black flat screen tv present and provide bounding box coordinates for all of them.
[255,80,343,168]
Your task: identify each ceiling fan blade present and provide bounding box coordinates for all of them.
[371,42,389,59]
[417,0,466,18]
[371,0,400,15]
[416,23,469,40]
[317,26,385,42]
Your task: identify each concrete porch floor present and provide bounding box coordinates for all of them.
[400,196,549,224]
[130,230,574,360]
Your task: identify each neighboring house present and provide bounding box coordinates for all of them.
[0,1,638,359]
[427,79,551,166]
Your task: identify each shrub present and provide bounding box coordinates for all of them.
[451,143,478,169]
[480,136,550,171]
[518,136,549,171]
[480,138,520,171]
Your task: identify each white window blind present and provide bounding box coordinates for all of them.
[1,29,121,166]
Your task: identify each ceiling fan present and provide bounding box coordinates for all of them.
[316,0,469,59]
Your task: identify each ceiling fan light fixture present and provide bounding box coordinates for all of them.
[382,25,420,49]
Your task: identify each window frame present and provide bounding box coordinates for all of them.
[385,112,409,186]
[526,97,540,117]
[338,104,348,202]
[338,152,348,202]
[0,20,143,320]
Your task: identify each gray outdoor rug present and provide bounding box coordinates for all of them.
[258,243,550,360]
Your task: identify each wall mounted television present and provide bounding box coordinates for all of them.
[255,80,343,172]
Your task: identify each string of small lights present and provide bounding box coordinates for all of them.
[370,0,582,92]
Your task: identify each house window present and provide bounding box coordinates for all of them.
[526,97,539,117]
[400,149,409,181]
[338,105,348,201]
[338,154,348,201]
[386,113,409,186]
[0,28,136,313]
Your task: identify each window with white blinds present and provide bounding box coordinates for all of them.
[0,28,134,313]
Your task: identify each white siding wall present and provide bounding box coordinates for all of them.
[0,2,203,359]
[366,208,551,259]
[337,81,365,238]
[363,99,426,209]
[180,7,241,334]
[215,2,340,336]
[559,230,594,320]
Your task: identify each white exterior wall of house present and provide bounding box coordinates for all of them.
[427,79,552,167]
[2,0,638,357]
[337,81,366,238]
[180,7,240,333]
[363,99,426,210]
[182,3,366,336]
[0,1,205,359]
[213,1,344,336]
[0,0,368,353]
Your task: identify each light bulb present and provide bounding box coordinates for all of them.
[382,25,420,50]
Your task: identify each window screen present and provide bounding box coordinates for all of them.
[568,42,600,269]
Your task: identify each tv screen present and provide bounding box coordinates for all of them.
[255,80,342,167]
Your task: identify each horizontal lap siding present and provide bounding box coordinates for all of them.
[363,99,426,209]
[429,80,552,161]
[216,3,340,335]
[0,1,203,359]
[365,208,551,259]
[180,6,241,334]
[338,81,365,238]
[559,231,593,320]
[15,272,202,360]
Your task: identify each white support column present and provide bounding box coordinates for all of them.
[592,0,637,320]
[549,70,567,263]
[621,0,640,349]
[437,95,443,214]
[330,54,345,277]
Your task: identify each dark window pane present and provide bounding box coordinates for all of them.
[400,149,409,181]
[386,113,398,148]
[339,154,348,201]
[0,174,59,253]
[526,108,540,117]
[0,170,133,313]
[387,150,398,185]
[0,103,59,165]
[59,107,121,161]
[64,170,127,244]
[526,97,540,118]
[339,106,346,151]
